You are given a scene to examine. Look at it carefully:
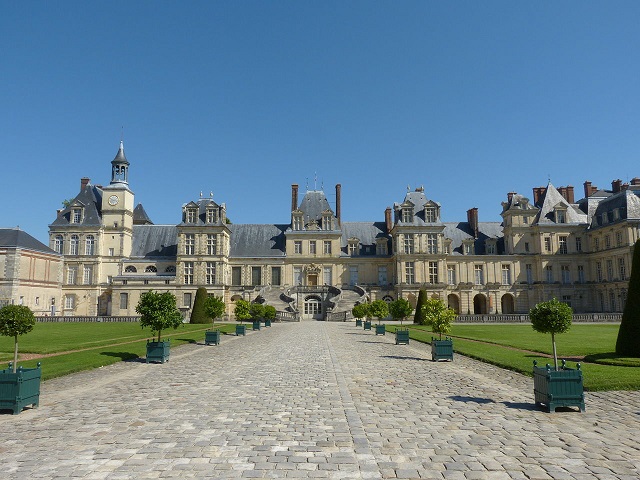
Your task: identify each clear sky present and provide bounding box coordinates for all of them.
[2,1,639,244]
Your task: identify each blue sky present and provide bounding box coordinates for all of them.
[2,1,639,244]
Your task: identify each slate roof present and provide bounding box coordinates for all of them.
[443,222,504,255]
[591,188,640,229]
[228,224,288,257]
[133,204,153,225]
[130,225,177,258]
[50,184,103,227]
[533,183,587,225]
[394,189,443,226]
[297,191,334,222]
[501,193,536,213]
[340,222,391,255]
[0,228,58,255]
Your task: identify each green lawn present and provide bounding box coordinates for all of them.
[0,322,237,381]
[387,324,640,391]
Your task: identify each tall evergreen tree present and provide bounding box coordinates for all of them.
[616,240,640,356]
[190,287,209,324]
[414,289,429,324]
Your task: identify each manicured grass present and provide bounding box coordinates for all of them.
[387,324,640,391]
[0,322,238,380]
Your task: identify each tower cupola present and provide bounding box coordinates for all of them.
[110,141,130,185]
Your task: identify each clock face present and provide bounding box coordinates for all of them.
[108,195,119,206]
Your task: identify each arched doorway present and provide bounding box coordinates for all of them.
[473,294,487,314]
[303,295,323,320]
[447,294,460,314]
[501,294,515,314]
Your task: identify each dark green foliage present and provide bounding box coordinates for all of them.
[616,240,640,356]
[422,298,456,339]
[369,299,389,324]
[204,296,226,327]
[0,304,36,372]
[530,298,573,370]
[249,303,265,320]
[263,305,276,321]
[234,299,251,323]
[414,289,429,324]
[190,287,209,324]
[352,303,369,320]
[136,291,183,342]
[389,298,413,324]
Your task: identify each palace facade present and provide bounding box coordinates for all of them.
[36,142,640,319]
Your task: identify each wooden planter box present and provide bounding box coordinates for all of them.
[252,320,261,331]
[363,321,372,331]
[236,324,246,336]
[146,340,170,363]
[431,337,454,361]
[395,329,410,345]
[375,324,386,335]
[355,319,362,327]
[0,363,41,415]
[264,319,272,327]
[205,329,221,345]
[533,360,585,412]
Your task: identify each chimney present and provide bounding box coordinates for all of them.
[566,186,574,203]
[583,181,592,198]
[612,179,622,193]
[507,192,516,203]
[467,207,479,239]
[622,182,629,191]
[81,177,90,190]
[335,184,341,225]
[385,207,392,233]
[532,187,547,206]
[291,184,299,212]
[631,177,640,186]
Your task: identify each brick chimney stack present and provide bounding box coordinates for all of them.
[467,207,479,239]
[631,177,640,186]
[566,186,574,204]
[532,187,547,206]
[385,207,392,233]
[291,184,299,212]
[612,179,622,193]
[81,177,90,190]
[507,192,516,203]
[335,184,341,226]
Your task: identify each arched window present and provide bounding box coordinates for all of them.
[145,266,157,273]
[124,265,137,273]
[85,235,95,255]
[70,235,79,255]
[54,235,63,254]
[165,266,176,273]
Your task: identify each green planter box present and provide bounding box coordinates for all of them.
[375,324,386,335]
[252,320,261,331]
[355,319,362,327]
[533,360,585,412]
[0,363,42,415]
[146,340,170,363]
[395,329,410,345]
[236,324,246,336]
[264,319,272,327]
[363,321,372,331]
[205,329,221,345]
[431,337,454,361]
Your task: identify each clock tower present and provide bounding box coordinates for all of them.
[101,141,134,259]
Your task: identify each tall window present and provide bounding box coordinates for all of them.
[486,243,496,255]
[324,266,332,285]
[251,266,261,286]
[405,262,415,284]
[606,260,613,281]
[526,264,533,284]
[501,265,511,285]
[232,266,242,285]
[67,266,77,285]
[594,238,600,251]
[294,267,302,286]
[376,241,387,255]
[183,293,192,308]
[425,207,436,222]
[72,209,82,224]
[294,241,302,254]
[544,237,551,252]
[65,295,75,310]
[186,208,197,223]
[556,210,566,224]
[575,237,582,252]
[207,235,217,255]
[271,267,282,286]
[378,266,387,285]
[206,262,216,285]
[323,240,332,254]
[546,265,553,283]
[85,235,95,255]
[561,265,571,284]
[348,242,358,256]
[558,236,567,254]
[310,241,317,255]
[616,232,623,247]
[350,266,359,286]
[120,293,129,310]
[577,265,585,284]
[426,234,438,254]
[184,234,195,255]
[447,265,456,285]
[428,261,438,284]
[54,235,63,254]
[83,265,93,285]
[206,208,217,224]
[403,234,415,254]
[596,261,603,282]
[605,235,611,249]
[70,235,79,255]
[619,258,626,280]
[322,214,332,230]
[293,215,303,230]
[474,265,484,285]
[402,207,413,223]
[184,262,194,284]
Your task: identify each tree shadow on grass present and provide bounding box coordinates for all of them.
[175,338,198,344]
[100,351,144,363]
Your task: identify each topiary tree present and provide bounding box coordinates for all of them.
[249,302,265,321]
[422,298,456,339]
[234,299,251,323]
[0,305,36,373]
[190,287,209,324]
[136,291,183,343]
[414,289,428,324]
[530,298,573,370]
[204,295,226,329]
[369,299,389,324]
[352,303,370,322]
[616,240,640,357]
[389,298,413,325]
[263,305,276,322]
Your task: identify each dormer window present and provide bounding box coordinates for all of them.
[376,239,388,255]
[555,209,566,224]
[206,208,218,224]
[348,239,359,256]
[72,208,82,224]
[463,240,475,255]
[293,212,303,231]
[425,207,436,223]
[322,213,333,230]
[186,208,197,223]
[486,242,496,255]
[402,207,413,223]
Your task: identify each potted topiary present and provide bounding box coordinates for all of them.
[389,298,413,325]
[422,298,456,361]
[369,299,389,335]
[352,303,368,328]
[250,302,264,330]
[530,298,584,412]
[203,295,225,345]
[234,299,251,335]
[263,305,276,327]
[136,291,183,363]
[0,305,41,414]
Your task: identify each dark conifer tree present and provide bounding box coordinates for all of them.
[616,240,640,356]
[190,287,209,324]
